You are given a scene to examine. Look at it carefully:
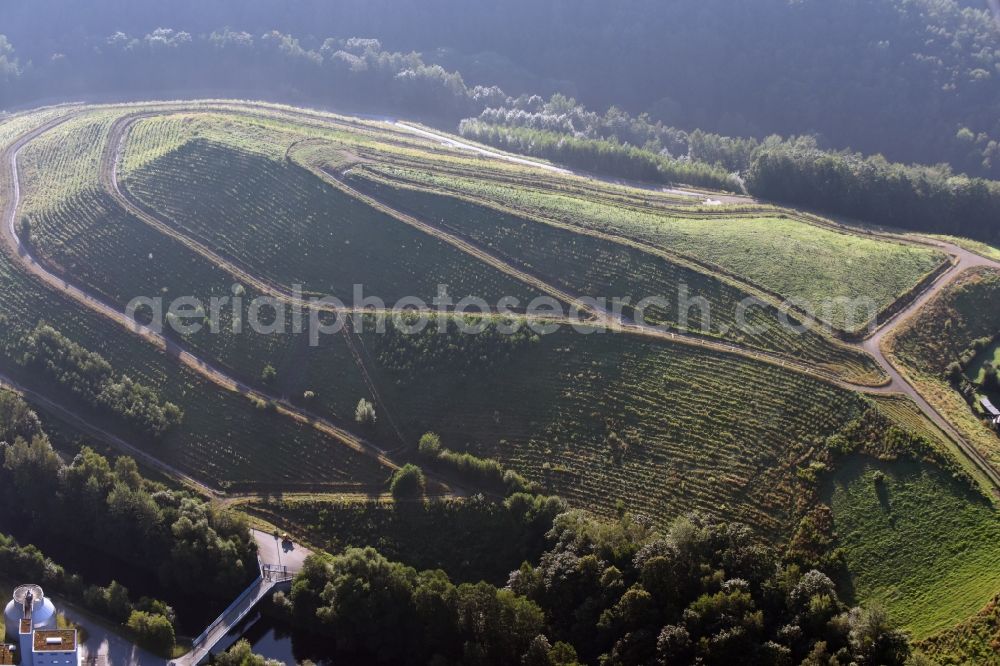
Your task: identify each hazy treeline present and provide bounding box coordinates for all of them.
[746,139,1000,244]
[469,95,1000,243]
[369,315,539,381]
[0,29,502,124]
[471,95,751,172]
[1,3,997,238]
[2,0,998,178]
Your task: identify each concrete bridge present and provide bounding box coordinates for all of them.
[170,530,313,665]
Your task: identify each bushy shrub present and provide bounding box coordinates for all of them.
[126,610,175,655]
[390,464,425,500]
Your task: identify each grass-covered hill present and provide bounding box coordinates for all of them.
[350,161,947,335]
[0,99,986,519]
[4,101,1000,661]
[828,457,1000,640]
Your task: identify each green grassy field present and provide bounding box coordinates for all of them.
[917,594,1000,665]
[353,162,947,332]
[828,457,1000,640]
[968,339,1000,384]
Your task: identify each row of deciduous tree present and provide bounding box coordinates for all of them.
[18,324,183,436]
[458,120,742,192]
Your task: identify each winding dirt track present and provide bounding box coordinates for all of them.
[1,114,407,489]
[4,103,1000,495]
[102,108,888,389]
[392,121,1000,491]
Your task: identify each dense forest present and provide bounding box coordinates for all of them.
[0,392,255,615]
[746,139,1000,245]
[285,511,912,665]
[2,0,999,179]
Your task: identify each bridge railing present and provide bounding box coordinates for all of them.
[262,563,295,582]
[191,575,263,648]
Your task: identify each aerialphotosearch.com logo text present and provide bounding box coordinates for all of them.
[125,283,879,345]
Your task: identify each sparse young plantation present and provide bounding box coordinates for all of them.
[120,121,549,307]
[363,317,868,534]
[17,114,379,430]
[346,172,885,383]
[0,249,389,489]
[3,102,1000,661]
[354,163,947,332]
[868,394,954,454]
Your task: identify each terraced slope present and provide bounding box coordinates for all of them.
[344,171,885,383]
[7,102,992,560]
[0,246,390,491]
[352,162,947,333]
[17,113,392,434]
[119,119,549,308]
[362,318,869,534]
[3,108,398,491]
[868,394,955,452]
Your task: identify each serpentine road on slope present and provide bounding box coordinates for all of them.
[1,115,408,490]
[394,120,1000,491]
[101,108,882,390]
[4,105,1000,493]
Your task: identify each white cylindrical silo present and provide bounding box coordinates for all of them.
[4,584,56,641]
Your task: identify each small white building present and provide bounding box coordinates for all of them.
[2,585,79,666]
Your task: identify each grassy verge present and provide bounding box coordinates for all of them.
[917,593,1000,664]
[828,456,1000,639]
